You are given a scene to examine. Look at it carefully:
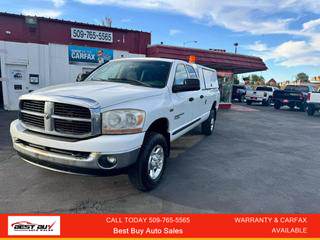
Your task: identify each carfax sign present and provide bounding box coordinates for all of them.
[68,45,113,64]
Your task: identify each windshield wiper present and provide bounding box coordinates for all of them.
[107,78,152,87]
[90,78,107,81]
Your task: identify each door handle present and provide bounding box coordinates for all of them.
[200,95,204,99]
[189,97,194,102]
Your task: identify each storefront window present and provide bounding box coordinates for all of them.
[218,75,233,103]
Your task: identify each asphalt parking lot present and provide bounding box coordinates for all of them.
[1,104,320,213]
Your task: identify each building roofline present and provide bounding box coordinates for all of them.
[0,11,150,34]
[148,44,263,60]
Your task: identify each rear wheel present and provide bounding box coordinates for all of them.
[128,132,168,191]
[307,104,315,116]
[246,100,252,105]
[202,108,216,136]
[274,101,281,110]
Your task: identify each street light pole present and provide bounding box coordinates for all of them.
[183,40,198,47]
[234,42,239,54]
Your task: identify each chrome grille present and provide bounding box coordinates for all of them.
[21,100,45,113]
[54,119,91,135]
[54,103,91,119]
[20,100,96,138]
[20,112,44,129]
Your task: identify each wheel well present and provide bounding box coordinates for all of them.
[212,101,217,110]
[146,118,170,155]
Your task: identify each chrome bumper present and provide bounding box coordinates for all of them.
[13,139,140,176]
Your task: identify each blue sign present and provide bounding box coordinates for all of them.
[68,45,113,64]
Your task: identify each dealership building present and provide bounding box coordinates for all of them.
[0,12,266,110]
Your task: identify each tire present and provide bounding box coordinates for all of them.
[307,104,315,116]
[265,97,271,106]
[262,100,268,106]
[289,105,295,111]
[299,103,306,112]
[246,100,252,105]
[128,132,168,191]
[202,109,216,136]
[274,101,281,110]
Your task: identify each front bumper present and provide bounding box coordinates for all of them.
[10,120,144,175]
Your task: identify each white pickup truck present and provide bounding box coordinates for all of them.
[245,86,278,106]
[307,90,320,116]
[10,58,220,191]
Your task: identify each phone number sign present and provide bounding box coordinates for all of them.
[71,28,113,43]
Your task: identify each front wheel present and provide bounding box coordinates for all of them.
[274,101,281,110]
[307,104,315,116]
[128,132,168,191]
[299,104,306,112]
[263,98,271,106]
[246,100,252,105]
[202,109,216,136]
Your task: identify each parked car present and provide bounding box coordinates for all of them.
[306,89,320,116]
[10,58,220,191]
[246,86,278,106]
[232,85,252,102]
[272,85,314,111]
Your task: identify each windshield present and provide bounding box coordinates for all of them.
[256,87,272,91]
[285,85,309,92]
[86,60,172,88]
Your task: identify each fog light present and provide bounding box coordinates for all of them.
[98,155,117,169]
[107,156,117,164]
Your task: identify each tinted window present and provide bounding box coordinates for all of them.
[87,60,172,88]
[256,87,273,91]
[186,65,197,78]
[285,85,309,92]
[174,64,188,85]
[233,85,245,91]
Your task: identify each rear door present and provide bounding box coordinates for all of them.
[170,63,196,138]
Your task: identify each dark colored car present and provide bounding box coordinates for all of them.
[232,85,252,102]
[273,85,315,111]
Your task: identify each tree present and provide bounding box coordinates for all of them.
[250,74,265,85]
[296,72,309,83]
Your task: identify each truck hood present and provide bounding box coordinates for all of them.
[22,81,165,108]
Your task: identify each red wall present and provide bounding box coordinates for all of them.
[0,13,151,55]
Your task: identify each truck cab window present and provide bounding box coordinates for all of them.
[174,64,188,86]
[186,65,197,78]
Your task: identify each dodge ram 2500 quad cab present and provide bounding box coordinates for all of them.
[272,85,314,111]
[306,90,320,116]
[245,86,278,106]
[10,58,220,191]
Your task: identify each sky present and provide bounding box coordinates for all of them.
[2,0,320,82]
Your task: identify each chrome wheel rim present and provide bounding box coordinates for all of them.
[148,145,164,180]
[210,116,215,131]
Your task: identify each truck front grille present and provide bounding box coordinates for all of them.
[54,103,91,119]
[20,112,45,129]
[55,119,91,135]
[20,100,94,138]
[21,100,45,113]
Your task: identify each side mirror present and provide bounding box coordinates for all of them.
[76,72,90,82]
[172,78,200,93]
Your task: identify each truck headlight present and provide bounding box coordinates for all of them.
[102,109,145,134]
